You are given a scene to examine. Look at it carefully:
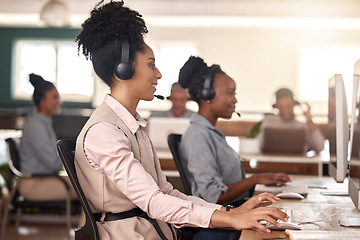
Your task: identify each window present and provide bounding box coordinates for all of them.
[137,42,197,112]
[153,44,197,97]
[299,44,360,102]
[13,40,94,102]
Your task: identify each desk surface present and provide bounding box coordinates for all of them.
[239,175,360,240]
[157,148,328,175]
[156,149,329,163]
[240,151,329,163]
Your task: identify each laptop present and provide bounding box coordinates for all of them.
[148,117,190,149]
[262,127,306,154]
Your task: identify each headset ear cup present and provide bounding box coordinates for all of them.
[115,37,134,80]
[201,67,216,101]
[115,62,135,80]
[200,88,215,101]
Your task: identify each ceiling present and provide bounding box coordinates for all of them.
[1,0,360,28]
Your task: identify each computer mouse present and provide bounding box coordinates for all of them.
[261,221,302,230]
[276,192,304,199]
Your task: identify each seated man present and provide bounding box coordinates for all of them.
[259,87,325,153]
[150,82,195,118]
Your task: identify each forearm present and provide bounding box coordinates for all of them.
[162,182,220,209]
[308,128,325,152]
[217,176,257,204]
[210,209,234,228]
[307,119,319,133]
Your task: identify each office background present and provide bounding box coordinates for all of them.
[1,0,360,118]
[1,2,360,238]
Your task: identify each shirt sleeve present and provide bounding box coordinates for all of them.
[22,118,62,172]
[157,176,222,209]
[180,129,228,204]
[307,128,326,152]
[84,122,220,228]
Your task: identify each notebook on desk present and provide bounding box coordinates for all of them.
[148,117,190,150]
[262,127,306,154]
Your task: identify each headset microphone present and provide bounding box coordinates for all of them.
[236,112,241,117]
[154,95,165,100]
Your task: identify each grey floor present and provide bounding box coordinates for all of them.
[1,213,81,240]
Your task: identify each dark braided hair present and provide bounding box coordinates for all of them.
[178,56,224,104]
[29,73,55,108]
[76,0,148,87]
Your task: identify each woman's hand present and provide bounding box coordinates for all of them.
[211,202,289,233]
[231,207,289,233]
[254,173,291,185]
[300,102,312,121]
[232,192,280,214]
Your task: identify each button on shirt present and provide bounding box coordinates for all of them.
[179,113,249,204]
[83,95,220,228]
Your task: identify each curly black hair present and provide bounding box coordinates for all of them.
[76,0,148,87]
[178,56,224,104]
[29,73,55,107]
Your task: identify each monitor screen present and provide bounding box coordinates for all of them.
[148,117,190,150]
[328,74,349,183]
[349,65,360,210]
[52,115,89,140]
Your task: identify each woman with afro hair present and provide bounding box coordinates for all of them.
[75,1,288,239]
[178,56,291,239]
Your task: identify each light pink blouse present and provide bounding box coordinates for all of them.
[83,95,220,228]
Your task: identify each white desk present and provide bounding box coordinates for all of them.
[157,148,329,176]
[239,175,360,240]
[240,151,329,176]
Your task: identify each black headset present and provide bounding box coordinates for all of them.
[200,67,216,101]
[115,37,135,80]
[272,88,300,108]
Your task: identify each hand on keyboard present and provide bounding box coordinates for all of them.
[262,221,302,230]
[260,208,302,230]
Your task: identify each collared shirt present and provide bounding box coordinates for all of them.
[19,112,62,174]
[259,115,325,152]
[179,113,248,204]
[83,95,220,228]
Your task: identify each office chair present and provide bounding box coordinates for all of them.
[167,134,241,240]
[1,138,74,240]
[56,139,100,240]
[167,134,191,195]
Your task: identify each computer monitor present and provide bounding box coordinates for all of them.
[348,66,360,210]
[52,115,89,140]
[148,117,190,150]
[328,74,349,183]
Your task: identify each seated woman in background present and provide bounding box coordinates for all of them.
[18,73,77,201]
[178,56,290,207]
[260,87,325,153]
[150,82,195,118]
[74,1,288,239]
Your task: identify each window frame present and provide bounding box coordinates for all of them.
[12,39,94,103]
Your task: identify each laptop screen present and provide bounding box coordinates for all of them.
[148,117,190,150]
[262,127,306,154]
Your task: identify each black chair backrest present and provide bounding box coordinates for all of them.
[56,139,99,240]
[5,138,21,172]
[167,134,191,195]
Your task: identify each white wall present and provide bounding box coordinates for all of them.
[138,24,360,121]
